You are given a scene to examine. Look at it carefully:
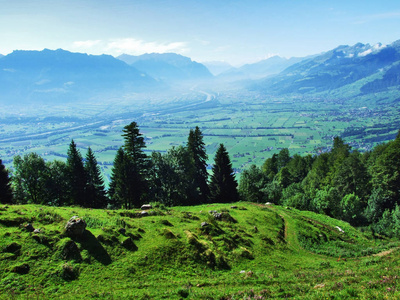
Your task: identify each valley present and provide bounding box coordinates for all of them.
[1,88,399,186]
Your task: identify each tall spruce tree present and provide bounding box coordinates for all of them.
[85,147,107,208]
[109,122,149,208]
[67,140,87,207]
[109,147,130,209]
[209,144,239,203]
[0,159,13,204]
[187,126,210,204]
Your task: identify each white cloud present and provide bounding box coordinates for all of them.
[72,40,102,49]
[106,38,189,55]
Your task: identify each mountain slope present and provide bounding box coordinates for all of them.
[117,53,213,82]
[0,49,158,104]
[252,40,400,95]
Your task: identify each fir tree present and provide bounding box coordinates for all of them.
[187,126,210,204]
[67,140,87,207]
[85,147,107,208]
[109,147,130,209]
[0,159,13,204]
[122,121,149,207]
[209,144,239,203]
[109,122,149,209]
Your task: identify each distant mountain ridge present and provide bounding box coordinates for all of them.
[117,53,213,82]
[216,56,306,81]
[0,49,158,103]
[252,40,400,95]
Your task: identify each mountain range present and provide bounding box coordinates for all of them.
[117,53,212,82]
[217,56,306,80]
[1,39,400,104]
[252,40,400,96]
[0,49,157,103]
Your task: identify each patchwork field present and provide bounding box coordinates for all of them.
[1,91,399,186]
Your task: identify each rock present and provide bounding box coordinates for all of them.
[212,212,222,220]
[265,202,273,205]
[65,216,87,237]
[11,263,30,274]
[231,206,238,209]
[59,239,82,261]
[33,228,41,234]
[201,222,209,227]
[24,223,35,232]
[141,204,152,210]
[140,211,149,217]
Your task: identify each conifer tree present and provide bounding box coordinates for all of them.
[109,122,149,208]
[122,121,149,207]
[0,159,13,204]
[187,126,210,204]
[109,147,130,209]
[85,147,107,208]
[67,140,87,207]
[209,144,239,203]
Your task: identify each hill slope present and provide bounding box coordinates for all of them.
[1,202,399,299]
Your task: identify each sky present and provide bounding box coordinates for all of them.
[1,0,400,66]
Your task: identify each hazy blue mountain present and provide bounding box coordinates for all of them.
[216,56,304,81]
[252,41,400,95]
[202,61,233,76]
[239,56,304,78]
[0,49,158,104]
[117,53,213,82]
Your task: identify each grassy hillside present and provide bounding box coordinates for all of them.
[1,202,400,299]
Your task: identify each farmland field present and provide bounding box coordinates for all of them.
[1,90,399,185]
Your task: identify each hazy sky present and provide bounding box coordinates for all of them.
[1,0,400,66]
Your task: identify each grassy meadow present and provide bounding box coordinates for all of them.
[1,202,400,299]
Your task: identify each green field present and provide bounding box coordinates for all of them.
[1,91,399,185]
[1,202,399,299]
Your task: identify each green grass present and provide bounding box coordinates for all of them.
[1,202,400,299]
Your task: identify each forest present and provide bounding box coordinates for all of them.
[1,122,400,238]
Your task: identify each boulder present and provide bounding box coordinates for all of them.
[24,223,35,232]
[65,216,86,237]
[59,239,82,261]
[140,211,149,217]
[141,204,152,210]
[201,222,209,227]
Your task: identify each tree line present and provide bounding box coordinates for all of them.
[0,122,239,209]
[1,123,400,237]
[239,131,400,237]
